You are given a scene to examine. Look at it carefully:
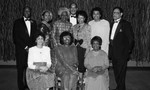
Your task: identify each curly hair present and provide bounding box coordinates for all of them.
[90,7,103,19]
[91,36,102,45]
[59,31,74,45]
[76,10,88,23]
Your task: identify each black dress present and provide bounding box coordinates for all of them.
[38,23,54,49]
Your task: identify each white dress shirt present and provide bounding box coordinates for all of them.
[24,17,31,36]
[70,15,77,26]
[110,19,121,40]
[27,46,51,69]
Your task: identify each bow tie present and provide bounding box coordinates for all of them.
[25,18,31,21]
[71,15,76,18]
[114,20,120,23]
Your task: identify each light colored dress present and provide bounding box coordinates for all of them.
[89,19,110,54]
[26,46,55,90]
[84,50,109,90]
[73,24,91,49]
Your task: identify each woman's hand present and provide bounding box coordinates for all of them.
[39,66,48,72]
[92,66,103,72]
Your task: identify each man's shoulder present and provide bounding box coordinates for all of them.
[14,18,23,23]
[121,19,131,24]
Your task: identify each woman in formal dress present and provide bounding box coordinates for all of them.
[54,31,78,90]
[38,10,54,49]
[53,7,72,46]
[26,33,55,90]
[72,10,91,86]
[84,36,109,90]
[88,7,110,54]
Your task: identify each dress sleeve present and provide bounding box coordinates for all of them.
[85,25,91,55]
[102,52,109,70]
[52,22,57,46]
[28,48,36,69]
[73,46,78,65]
[84,52,92,70]
[45,47,51,68]
[102,21,110,54]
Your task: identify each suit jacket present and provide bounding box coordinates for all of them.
[109,19,134,60]
[13,17,37,50]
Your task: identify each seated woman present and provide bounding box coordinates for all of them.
[54,31,78,90]
[26,33,55,90]
[84,36,109,90]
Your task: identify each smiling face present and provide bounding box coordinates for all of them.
[36,35,44,46]
[61,11,69,21]
[113,8,123,20]
[23,7,31,18]
[92,40,101,51]
[93,10,101,21]
[70,3,78,15]
[77,15,85,24]
[42,11,52,22]
[63,35,71,45]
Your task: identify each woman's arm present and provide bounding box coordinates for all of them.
[28,48,37,69]
[84,25,91,56]
[84,52,92,71]
[52,22,57,46]
[102,52,109,70]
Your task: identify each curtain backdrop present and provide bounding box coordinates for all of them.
[0,0,150,65]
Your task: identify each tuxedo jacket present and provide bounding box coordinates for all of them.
[109,19,134,60]
[13,17,37,50]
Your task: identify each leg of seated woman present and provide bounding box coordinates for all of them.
[62,74,70,90]
[69,74,78,90]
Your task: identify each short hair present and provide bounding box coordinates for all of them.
[60,31,74,45]
[41,10,52,18]
[91,7,103,19]
[76,10,88,23]
[35,32,45,41]
[23,6,31,12]
[41,10,53,21]
[113,7,123,13]
[91,36,102,45]
[69,2,78,8]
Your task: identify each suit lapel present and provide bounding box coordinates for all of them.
[113,20,122,39]
[30,20,34,37]
[109,23,113,40]
[21,18,30,37]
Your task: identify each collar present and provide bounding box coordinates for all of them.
[24,16,31,21]
[114,18,121,23]
[70,14,76,18]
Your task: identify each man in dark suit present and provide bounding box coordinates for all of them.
[109,7,134,90]
[13,6,37,90]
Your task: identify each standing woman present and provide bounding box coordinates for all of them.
[89,7,110,54]
[53,7,72,46]
[54,31,78,90]
[26,33,55,90]
[72,10,91,87]
[84,36,109,90]
[38,10,54,49]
